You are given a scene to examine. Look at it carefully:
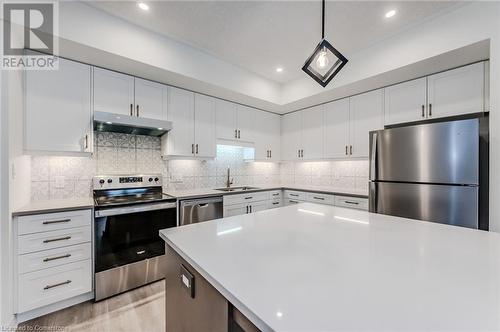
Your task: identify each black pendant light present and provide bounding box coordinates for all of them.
[302,0,348,87]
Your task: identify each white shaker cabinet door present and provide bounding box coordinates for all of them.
[253,111,271,160]
[281,112,302,161]
[164,87,195,156]
[194,93,216,158]
[268,112,281,161]
[301,106,324,160]
[324,98,350,159]
[93,67,135,116]
[427,62,485,119]
[384,77,427,125]
[216,99,238,140]
[236,105,255,142]
[134,78,167,120]
[349,89,384,158]
[26,57,92,153]
[223,204,248,218]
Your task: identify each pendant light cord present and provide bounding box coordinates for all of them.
[321,0,325,39]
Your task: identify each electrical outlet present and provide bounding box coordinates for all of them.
[54,176,65,188]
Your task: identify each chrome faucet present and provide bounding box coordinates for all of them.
[226,167,234,188]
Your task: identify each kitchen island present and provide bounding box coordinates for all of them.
[159,203,500,331]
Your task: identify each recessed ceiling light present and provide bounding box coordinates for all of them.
[138,2,149,11]
[385,9,396,18]
[276,67,283,73]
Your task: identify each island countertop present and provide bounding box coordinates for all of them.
[160,203,500,331]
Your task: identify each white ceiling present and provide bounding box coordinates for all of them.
[87,1,466,84]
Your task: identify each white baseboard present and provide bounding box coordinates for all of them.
[16,292,94,323]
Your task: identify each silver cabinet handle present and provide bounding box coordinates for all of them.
[345,146,348,155]
[272,202,280,205]
[43,236,71,243]
[272,193,279,196]
[290,193,299,197]
[313,196,325,200]
[344,200,360,205]
[84,134,89,150]
[235,129,238,138]
[237,130,241,139]
[43,254,71,262]
[136,104,139,117]
[421,105,425,118]
[136,250,146,255]
[44,280,71,290]
[270,150,272,158]
[289,200,299,203]
[130,104,133,116]
[429,103,432,117]
[246,205,249,213]
[43,218,70,225]
[195,144,199,154]
[298,150,300,158]
[350,145,353,155]
[244,196,253,200]
[191,144,194,154]
[249,205,252,213]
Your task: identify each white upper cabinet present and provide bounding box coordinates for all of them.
[134,78,167,120]
[324,98,350,159]
[216,99,238,140]
[93,68,135,116]
[236,105,255,142]
[194,94,216,158]
[163,87,195,157]
[94,68,168,121]
[301,106,324,160]
[281,112,302,161]
[349,89,384,158]
[25,57,92,154]
[427,62,485,119]
[254,111,281,161]
[384,77,427,125]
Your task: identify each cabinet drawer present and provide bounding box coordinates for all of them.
[306,192,335,205]
[267,199,282,209]
[268,190,282,199]
[284,190,306,201]
[18,259,92,313]
[18,243,92,274]
[223,192,269,205]
[18,226,91,255]
[18,209,92,235]
[334,196,368,211]
[284,198,306,206]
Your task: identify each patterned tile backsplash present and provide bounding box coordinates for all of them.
[30,132,368,201]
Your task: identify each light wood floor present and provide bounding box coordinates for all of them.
[18,281,165,332]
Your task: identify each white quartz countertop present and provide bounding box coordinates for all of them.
[164,184,368,200]
[12,197,94,216]
[160,203,500,331]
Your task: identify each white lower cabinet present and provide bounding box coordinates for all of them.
[334,196,369,211]
[15,209,92,314]
[223,191,280,217]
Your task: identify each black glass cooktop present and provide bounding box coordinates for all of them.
[94,187,174,207]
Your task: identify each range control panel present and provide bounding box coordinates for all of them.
[93,175,162,190]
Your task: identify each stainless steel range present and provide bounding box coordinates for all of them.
[93,174,176,301]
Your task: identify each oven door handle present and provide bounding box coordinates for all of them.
[95,202,176,217]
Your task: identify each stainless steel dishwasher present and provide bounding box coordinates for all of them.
[179,196,223,226]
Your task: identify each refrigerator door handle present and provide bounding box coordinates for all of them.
[369,132,378,181]
[369,182,377,213]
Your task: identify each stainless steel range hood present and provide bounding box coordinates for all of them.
[93,111,172,136]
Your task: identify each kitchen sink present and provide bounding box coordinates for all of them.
[215,186,259,192]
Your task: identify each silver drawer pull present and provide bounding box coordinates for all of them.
[289,200,298,203]
[244,196,253,200]
[43,236,71,243]
[344,201,359,205]
[272,193,280,196]
[137,250,146,255]
[43,254,71,262]
[44,280,71,290]
[289,194,299,197]
[42,219,71,225]
[313,196,325,200]
[272,202,280,205]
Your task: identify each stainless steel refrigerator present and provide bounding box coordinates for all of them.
[369,116,489,230]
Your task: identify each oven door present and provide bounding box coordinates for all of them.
[94,201,176,273]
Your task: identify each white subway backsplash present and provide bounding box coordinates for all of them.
[29,133,369,201]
